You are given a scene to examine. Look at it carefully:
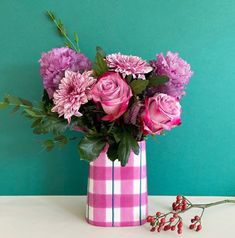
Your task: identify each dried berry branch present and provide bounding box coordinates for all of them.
[147,195,235,234]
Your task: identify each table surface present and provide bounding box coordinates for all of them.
[0,196,234,238]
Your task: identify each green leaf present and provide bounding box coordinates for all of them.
[78,134,106,162]
[107,143,119,162]
[148,75,169,87]
[54,135,68,145]
[74,32,79,43]
[93,47,108,77]
[0,102,8,109]
[130,79,149,95]
[47,10,55,20]
[5,95,21,105]
[96,46,106,58]
[126,75,132,84]
[24,108,42,118]
[43,140,54,152]
[19,97,33,107]
[118,129,139,166]
[57,19,66,35]
[11,105,20,114]
[31,118,42,128]
[64,41,72,48]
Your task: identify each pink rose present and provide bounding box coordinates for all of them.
[141,93,181,135]
[92,72,133,121]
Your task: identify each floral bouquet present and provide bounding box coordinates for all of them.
[0,11,193,227]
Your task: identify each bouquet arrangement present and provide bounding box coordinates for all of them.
[0,11,193,166]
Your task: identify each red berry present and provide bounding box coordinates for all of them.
[172,202,176,209]
[171,226,176,231]
[150,227,156,232]
[160,218,166,223]
[189,224,196,230]
[169,217,175,223]
[177,229,182,234]
[164,225,171,231]
[157,227,162,232]
[178,221,183,228]
[196,224,202,231]
[147,215,152,222]
[177,205,182,210]
[176,195,182,201]
[173,213,179,218]
[194,215,200,221]
[159,222,164,227]
[182,200,187,205]
[182,204,187,210]
[191,218,195,223]
[156,211,161,217]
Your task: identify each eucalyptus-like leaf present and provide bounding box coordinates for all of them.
[0,102,8,109]
[19,97,33,107]
[4,95,21,105]
[43,139,54,152]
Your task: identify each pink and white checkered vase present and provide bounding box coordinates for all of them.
[86,141,148,227]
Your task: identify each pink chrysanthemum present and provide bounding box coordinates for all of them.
[39,47,92,98]
[51,70,96,123]
[150,51,193,99]
[106,53,152,79]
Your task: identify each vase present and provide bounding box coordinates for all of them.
[86,141,148,227]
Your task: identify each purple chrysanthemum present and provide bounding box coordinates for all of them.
[39,47,92,98]
[106,53,152,79]
[51,70,96,123]
[151,51,193,99]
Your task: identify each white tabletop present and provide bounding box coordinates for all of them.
[0,196,234,237]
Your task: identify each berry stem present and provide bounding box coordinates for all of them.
[191,199,235,209]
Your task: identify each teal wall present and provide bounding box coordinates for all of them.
[1,0,235,195]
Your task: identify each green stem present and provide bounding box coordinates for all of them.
[52,18,79,52]
[47,11,80,52]
[8,103,42,112]
[107,121,115,134]
[191,199,235,209]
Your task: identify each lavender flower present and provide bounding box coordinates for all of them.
[106,53,152,79]
[151,51,193,99]
[39,47,92,98]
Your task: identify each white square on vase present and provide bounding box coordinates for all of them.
[105,180,112,194]
[88,178,94,193]
[114,180,121,194]
[114,208,121,222]
[105,208,113,222]
[141,177,147,193]
[88,206,93,220]
[133,154,140,167]
[133,206,140,221]
[141,205,147,219]
[133,179,140,194]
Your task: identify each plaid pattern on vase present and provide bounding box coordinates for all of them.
[86,141,148,227]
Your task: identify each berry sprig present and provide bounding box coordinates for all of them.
[147,195,235,235]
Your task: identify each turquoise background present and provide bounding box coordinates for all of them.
[0,0,235,195]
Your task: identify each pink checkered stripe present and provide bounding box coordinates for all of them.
[86,141,148,227]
